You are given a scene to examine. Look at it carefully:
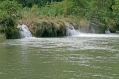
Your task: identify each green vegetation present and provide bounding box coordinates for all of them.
[0,0,21,39]
[0,0,119,38]
[34,20,66,37]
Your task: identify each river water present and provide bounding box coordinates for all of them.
[0,34,119,79]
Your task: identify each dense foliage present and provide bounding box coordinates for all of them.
[0,0,22,39]
[35,21,66,37]
[27,0,119,33]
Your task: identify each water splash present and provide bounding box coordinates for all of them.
[17,24,32,38]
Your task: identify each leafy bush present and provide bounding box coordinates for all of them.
[0,0,22,39]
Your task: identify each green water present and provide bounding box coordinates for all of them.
[0,34,119,79]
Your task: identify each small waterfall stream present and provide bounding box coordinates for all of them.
[89,26,95,33]
[64,22,79,36]
[17,24,32,38]
[105,29,110,34]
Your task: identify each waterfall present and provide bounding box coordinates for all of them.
[105,30,110,34]
[17,24,32,38]
[89,26,95,33]
[64,22,79,36]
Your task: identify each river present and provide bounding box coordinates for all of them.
[0,34,119,79]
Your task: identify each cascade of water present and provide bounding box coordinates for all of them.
[89,26,95,33]
[105,30,110,34]
[17,24,32,38]
[64,22,79,36]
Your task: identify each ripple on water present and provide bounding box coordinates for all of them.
[1,35,119,79]
[2,36,119,52]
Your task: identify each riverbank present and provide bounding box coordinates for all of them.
[19,15,80,37]
[20,7,117,35]
[0,34,5,43]
[19,13,92,37]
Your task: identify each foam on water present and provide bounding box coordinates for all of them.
[72,33,119,38]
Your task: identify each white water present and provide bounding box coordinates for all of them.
[72,33,119,37]
[17,24,32,38]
